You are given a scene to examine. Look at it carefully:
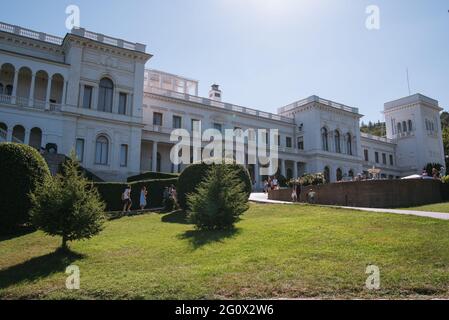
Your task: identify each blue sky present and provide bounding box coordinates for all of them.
[2,0,448,122]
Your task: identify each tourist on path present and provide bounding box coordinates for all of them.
[140,186,148,210]
[122,185,132,213]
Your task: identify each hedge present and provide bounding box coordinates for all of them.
[177,163,252,210]
[0,143,51,233]
[94,178,178,212]
[127,172,179,183]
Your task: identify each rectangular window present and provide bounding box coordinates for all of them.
[364,149,369,162]
[153,112,163,126]
[389,154,394,166]
[82,86,93,109]
[382,153,387,165]
[297,137,304,150]
[120,144,128,167]
[248,129,256,141]
[118,92,127,115]
[375,152,379,163]
[213,123,223,132]
[191,119,201,132]
[286,137,292,148]
[75,138,84,162]
[173,115,182,129]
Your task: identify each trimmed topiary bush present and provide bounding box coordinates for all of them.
[94,178,178,212]
[177,162,252,210]
[188,165,249,230]
[127,171,179,183]
[0,143,51,233]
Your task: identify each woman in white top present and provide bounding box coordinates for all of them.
[140,186,148,210]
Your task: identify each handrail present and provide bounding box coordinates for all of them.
[279,95,359,115]
[146,87,295,124]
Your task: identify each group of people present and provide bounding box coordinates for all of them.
[122,184,179,213]
[263,176,280,193]
[122,185,148,213]
[163,185,178,207]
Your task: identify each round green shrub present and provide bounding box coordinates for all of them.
[0,143,51,233]
[178,162,252,210]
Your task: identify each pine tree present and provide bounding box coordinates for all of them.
[187,164,249,231]
[30,152,106,250]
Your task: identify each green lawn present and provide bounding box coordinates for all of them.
[400,202,449,213]
[1,204,449,300]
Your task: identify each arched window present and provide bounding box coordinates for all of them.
[0,83,3,95]
[402,121,407,132]
[98,78,114,112]
[29,127,42,150]
[346,133,353,156]
[348,170,354,179]
[324,166,330,183]
[5,85,13,96]
[286,168,293,180]
[12,125,25,143]
[336,168,343,182]
[0,122,7,142]
[95,135,109,165]
[334,130,341,153]
[321,127,329,151]
[408,120,413,132]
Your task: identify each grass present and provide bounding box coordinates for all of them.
[1,203,449,299]
[400,202,449,213]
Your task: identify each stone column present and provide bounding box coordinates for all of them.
[293,161,298,179]
[24,129,30,145]
[6,128,13,142]
[11,71,19,104]
[152,141,158,172]
[254,160,260,190]
[62,80,67,106]
[280,159,286,177]
[28,73,35,107]
[45,76,52,110]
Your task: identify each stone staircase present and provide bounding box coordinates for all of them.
[42,153,66,176]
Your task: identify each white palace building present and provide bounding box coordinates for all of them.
[0,21,445,186]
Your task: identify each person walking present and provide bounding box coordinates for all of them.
[122,185,132,213]
[291,184,298,202]
[295,182,301,203]
[140,186,148,210]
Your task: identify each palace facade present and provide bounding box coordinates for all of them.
[0,21,445,186]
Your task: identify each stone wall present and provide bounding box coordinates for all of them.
[268,180,444,208]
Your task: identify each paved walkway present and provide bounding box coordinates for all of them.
[249,193,449,221]
[249,193,294,205]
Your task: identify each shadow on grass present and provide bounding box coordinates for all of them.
[0,226,36,242]
[179,228,241,249]
[0,248,85,290]
[161,210,190,225]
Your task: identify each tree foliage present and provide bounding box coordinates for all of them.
[30,153,105,249]
[187,165,249,230]
[0,143,51,233]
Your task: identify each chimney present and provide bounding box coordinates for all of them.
[209,84,222,102]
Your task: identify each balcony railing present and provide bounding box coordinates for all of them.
[360,132,394,144]
[279,95,360,115]
[146,87,295,124]
[0,21,64,45]
[0,94,61,112]
[0,21,146,53]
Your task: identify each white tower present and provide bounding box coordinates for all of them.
[384,94,445,175]
[209,84,222,102]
